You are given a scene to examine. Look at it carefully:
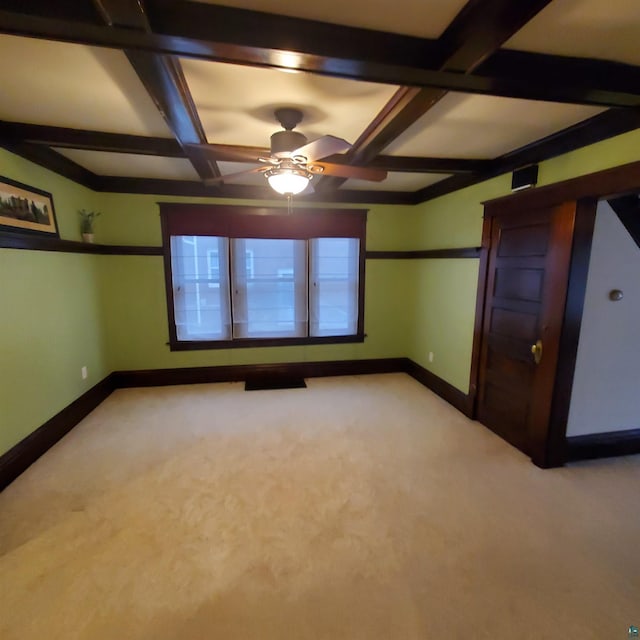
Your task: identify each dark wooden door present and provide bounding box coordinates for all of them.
[477,202,576,463]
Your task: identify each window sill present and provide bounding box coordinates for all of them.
[168,333,366,351]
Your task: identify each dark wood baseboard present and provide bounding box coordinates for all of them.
[0,374,117,491]
[565,428,640,462]
[404,359,472,417]
[114,358,407,388]
[0,357,473,491]
[3,357,636,492]
[0,358,429,490]
[115,358,475,418]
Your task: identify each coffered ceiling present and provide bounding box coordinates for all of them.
[0,0,639,204]
[505,0,640,66]
[193,0,470,39]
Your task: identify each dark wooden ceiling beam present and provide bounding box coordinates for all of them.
[92,0,150,29]
[479,50,640,95]
[124,51,220,180]
[93,175,416,204]
[0,121,489,174]
[414,107,640,202]
[0,0,101,23]
[316,0,553,191]
[1,5,640,109]
[490,108,640,171]
[5,108,638,204]
[146,0,441,71]
[2,2,639,203]
[436,0,553,72]
[0,121,183,157]
[91,0,220,183]
[328,154,489,174]
[182,143,271,164]
[0,141,100,189]
[0,4,439,79]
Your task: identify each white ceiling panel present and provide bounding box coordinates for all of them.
[192,0,468,39]
[385,93,605,158]
[54,150,200,180]
[181,58,399,148]
[0,35,171,136]
[344,172,450,192]
[506,0,640,66]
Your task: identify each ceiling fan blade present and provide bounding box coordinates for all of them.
[292,135,351,162]
[203,166,266,187]
[187,143,268,163]
[309,162,387,182]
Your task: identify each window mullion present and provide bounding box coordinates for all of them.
[306,239,311,338]
[223,237,233,340]
[230,238,246,339]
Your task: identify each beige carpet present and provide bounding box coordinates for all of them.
[0,373,638,639]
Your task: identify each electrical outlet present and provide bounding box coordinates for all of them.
[81,366,88,380]
[428,352,434,363]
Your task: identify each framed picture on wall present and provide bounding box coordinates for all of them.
[0,176,59,237]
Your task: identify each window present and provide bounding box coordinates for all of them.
[170,236,231,341]
[232,238,307,339]
[206,247,221,290]
[310,237,360,337]
[160,205,366,350]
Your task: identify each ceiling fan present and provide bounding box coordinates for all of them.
[190,108,387,195]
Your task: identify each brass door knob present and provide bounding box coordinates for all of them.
[531,339,543,365]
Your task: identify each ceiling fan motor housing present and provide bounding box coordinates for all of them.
[271,130,307,158]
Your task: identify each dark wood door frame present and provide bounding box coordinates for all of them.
[468,158,640,467]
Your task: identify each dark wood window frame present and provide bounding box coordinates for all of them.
[160,203,367,351]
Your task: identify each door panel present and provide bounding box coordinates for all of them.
[490,307,538,342]
[486,349,532,388]
[494,267,544,300]
[497,223,550,256]
[477,203,576,460]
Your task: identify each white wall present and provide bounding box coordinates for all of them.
[567,200,640,436]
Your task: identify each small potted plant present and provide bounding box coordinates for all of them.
[78,209,101,243]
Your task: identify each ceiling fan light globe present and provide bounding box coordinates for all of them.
[266,170,310,195]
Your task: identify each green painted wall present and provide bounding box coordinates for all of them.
[0,149,109,454]
[0,149,103,242]
[96,191,416,250]
[3,126,640,455]
[405,128,640,393]
[98,255,412,371]
[1,148,415,455]
[95,191,415,371]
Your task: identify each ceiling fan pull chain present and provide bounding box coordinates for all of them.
[287,193,293,215]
